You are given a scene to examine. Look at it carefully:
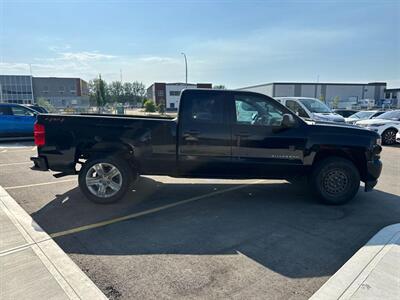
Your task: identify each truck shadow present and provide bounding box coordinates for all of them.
[31,176,400,279]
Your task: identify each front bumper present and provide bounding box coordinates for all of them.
[364,159,382,192]
[30,156,49,171]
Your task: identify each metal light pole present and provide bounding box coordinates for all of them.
[29,64,34,103]
[181,52,188,87]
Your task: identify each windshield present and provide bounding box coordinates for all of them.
[27,106,48,113]
[350,111,376,119]
[298,98,331,113]
[377,110,400,120]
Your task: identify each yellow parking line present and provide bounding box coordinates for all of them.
[4,179,76,190]
[50,179,264,239]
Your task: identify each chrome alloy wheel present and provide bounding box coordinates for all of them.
[383,130,396,145]
[85,163,122,198]
[323,169,349,196]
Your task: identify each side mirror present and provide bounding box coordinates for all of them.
[282,113,296,128]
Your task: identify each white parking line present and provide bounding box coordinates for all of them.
[50,179,265,238]
[0,162,32,167]
[4,179,76,190]
[0,147,36,153]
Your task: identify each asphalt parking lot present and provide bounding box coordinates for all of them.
[1,141,399,299]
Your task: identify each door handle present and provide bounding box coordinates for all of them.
[235,132,250,137]
[183,130,200,140]
[184,130,200,135]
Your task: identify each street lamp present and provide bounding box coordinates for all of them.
[181,52,188,87]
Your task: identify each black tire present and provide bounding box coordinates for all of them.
[310,157,360,205]
[78,155,134,204]
[382,128,397,145]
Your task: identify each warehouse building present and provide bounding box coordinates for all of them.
[238,82,387,109]
[0,75,89,109]
[147,82,212,109]
[383,88,400,107]
[32,77,89,109]
[0,75,34,104]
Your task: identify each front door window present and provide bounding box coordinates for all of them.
[285,100,309,118]
[234,95,284,126]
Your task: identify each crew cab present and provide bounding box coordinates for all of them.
[31,89,382,205]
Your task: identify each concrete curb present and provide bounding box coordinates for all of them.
[310,223,400,300]
[0,186,107,300]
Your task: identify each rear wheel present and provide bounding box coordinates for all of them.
[310,157,360,205]
[382,128,397,145]
[79,155,134,204]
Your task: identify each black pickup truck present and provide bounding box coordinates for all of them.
[31,89,382,205]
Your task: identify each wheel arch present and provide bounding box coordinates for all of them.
[312,146,368,181]
[76,141,141,173]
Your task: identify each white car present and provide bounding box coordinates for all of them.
[356,110,400,145]
[274,97,345,123]
[345,110,384,124]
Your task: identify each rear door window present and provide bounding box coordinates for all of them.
[11,106,34,116]
[185,94,224,124]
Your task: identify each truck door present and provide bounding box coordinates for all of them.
[178,90,232,176]
[231,93,307,178]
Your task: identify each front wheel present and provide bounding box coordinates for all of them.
[382,128,397,145]
[79,155,134,204]
[310,157,360,205]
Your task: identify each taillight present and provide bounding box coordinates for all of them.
[34,123,45,146]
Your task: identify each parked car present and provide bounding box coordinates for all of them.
[345,110,385,124]
[333,109,359,118]
[0,104,37,138]
[356,110,400,145]
[31,89,382,205]
[275,97,345,122]
[25,104,49,114]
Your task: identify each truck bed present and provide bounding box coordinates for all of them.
[35,113,177,174]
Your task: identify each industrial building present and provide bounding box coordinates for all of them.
[32,77,89,109]
[0,75,89,109]
[238,82,392,109]
[384,88,400,106]
[0,75,34,104]
[147,82,212,109]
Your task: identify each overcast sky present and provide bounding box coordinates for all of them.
[1,0,399,88]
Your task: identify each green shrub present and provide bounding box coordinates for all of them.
[36,98,56,113]
[144,100,156,112]
[157,103,165,114]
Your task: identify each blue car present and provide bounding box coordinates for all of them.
[0,104,38,138]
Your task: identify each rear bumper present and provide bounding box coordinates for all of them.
[30,156,49,171]
[364,159,382,192]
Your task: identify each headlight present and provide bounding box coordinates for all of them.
[376,137,382,145]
